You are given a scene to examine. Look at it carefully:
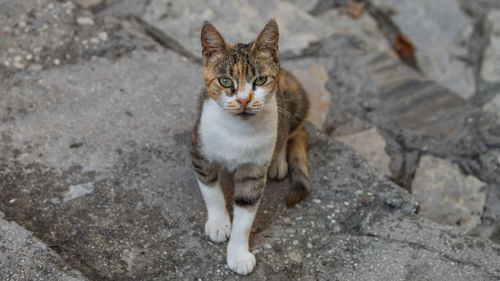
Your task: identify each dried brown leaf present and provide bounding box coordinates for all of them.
[394,34,415,59]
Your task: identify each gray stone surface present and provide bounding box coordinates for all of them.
[0,0,153,77]
[143,0,335,56]
[483,94,500,119]
[0,40,498,281]
[336,127,392,176]
[0,213,87,281]
[73,0,103,10]
[412,155,487,233]
[372,0,475,99]
[1,0,500,280]
[319,9,397,58]
[307,33,499,239]
[482,10,500,82]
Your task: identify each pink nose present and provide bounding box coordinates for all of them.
[236,96,252,108]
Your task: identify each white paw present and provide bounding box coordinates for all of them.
[205,217,231,243]
[227,250,256,275]
[268,158,288,180]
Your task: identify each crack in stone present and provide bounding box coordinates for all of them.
[360,232,500,278]
[130,15,203,65]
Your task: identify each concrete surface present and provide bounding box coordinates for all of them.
[1,0,500,280]
[0,212,88,281]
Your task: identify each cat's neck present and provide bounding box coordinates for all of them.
[199,94,278,171]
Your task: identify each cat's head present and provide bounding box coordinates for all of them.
[200,19,280,117]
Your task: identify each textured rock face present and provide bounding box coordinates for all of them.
[0,0,151,76]
[143,0,335,56]
[336,127,392,176]
[483,94,500,119]
[412,156,487,233]
[0,44,497,281]
[482,10,500,82]
[372,0,475,99]
[319,9,396,57]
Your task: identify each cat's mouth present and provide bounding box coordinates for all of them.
[236,111,255,119]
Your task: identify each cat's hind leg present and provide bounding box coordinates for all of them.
[268,143,288,180]
[286,127,310,207]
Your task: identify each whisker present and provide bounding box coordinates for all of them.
[263,104,295,120]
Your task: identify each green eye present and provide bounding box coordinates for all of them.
[218,78,233,88]
[254,76,267,86]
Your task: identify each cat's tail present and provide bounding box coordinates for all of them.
[286,127,311,207]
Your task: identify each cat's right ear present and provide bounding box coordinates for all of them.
[201,21,226,59]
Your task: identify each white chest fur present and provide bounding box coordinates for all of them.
[199,96,278,171]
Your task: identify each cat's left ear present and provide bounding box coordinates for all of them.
[252,19,279,54]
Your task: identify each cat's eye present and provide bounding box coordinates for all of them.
[218,77,233,88]
[254,76,267,86]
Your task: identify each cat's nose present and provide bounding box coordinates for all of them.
[236,96,252,108]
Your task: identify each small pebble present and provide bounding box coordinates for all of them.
[9,199,16,204]
[288,252,302,263]
[90,37,100,44]
[326,204,334,209]
[313,199,321,204]
[29,64,43,71]
[98,31,108,41]
[76,16,94,26]
[292,240,299,246]
[264,243,272,249]
[53,59,60,65]
[13,59,26,69]
[306,253,311,258]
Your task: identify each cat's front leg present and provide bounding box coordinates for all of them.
[192,147,231,243]
[227,163,267,275]
[197,178,231,243]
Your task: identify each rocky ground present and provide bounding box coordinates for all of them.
[1,0,500,280]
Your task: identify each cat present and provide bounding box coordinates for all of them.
[190,18,310,275]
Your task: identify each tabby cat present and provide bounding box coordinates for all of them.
[191,19,310,275]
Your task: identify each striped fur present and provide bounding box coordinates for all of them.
[191,19,310,275]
